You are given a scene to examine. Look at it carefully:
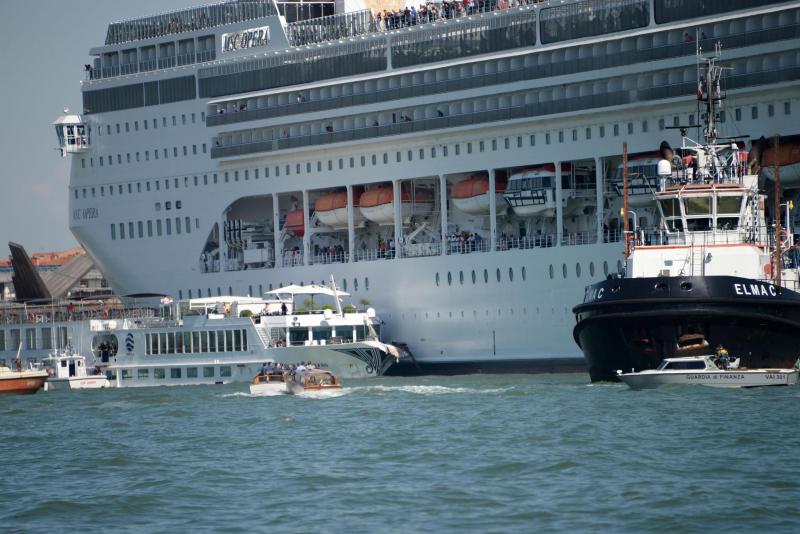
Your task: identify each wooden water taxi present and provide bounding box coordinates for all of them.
[249,370,286,395]
[285,369,341,395]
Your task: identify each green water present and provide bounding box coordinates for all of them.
[2,374,799,533]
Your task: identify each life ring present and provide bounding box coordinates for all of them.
[365,365,374,374]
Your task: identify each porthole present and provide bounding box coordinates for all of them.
[496,268,501,282]
[447,272,452,286]
[589,262,595,277]
[549,264,554,279]
[365,277,369,291]
[471,270,476,284]
[522,266,527,281]
[483,269,489,283]
[576,263,581,278]
[603,261,609,277]
[435,273,440,286]
[459,271,464,285]
[562,264,568,279]
[508,268,514,282]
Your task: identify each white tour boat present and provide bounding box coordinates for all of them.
[617,356,799,389]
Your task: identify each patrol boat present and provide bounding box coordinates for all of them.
[574,49,800,381]
[617,355,799,389]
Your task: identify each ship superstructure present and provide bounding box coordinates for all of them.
[46,0,800,373]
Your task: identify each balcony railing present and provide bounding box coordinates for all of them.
[210,63,800,159]
[104,0,278,45]
[206,19,800,127]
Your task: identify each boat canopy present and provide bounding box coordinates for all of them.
[265,284,349,298]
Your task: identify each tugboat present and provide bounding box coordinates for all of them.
[573,48,800,381]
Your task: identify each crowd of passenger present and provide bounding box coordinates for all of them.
[447,231,486,253]
[312,244,347,264]
[375,0,542,31]
[257,361,320,377]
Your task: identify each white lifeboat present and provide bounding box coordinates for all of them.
[504,164,560,217]
[359,186,434,225]
[451,175,507,215]
[614,153,661,208]
[314,191,364,229]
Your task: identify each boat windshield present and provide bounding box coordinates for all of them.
[663,360,707,370]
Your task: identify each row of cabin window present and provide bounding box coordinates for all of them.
[144,330,247,355]
[0,326,69,351]
[434,260,624,286]
[96,112,205,137]
[110,217,197,240]
[74,100,794,201]
[120,366,233,380]
[80,143,207,170]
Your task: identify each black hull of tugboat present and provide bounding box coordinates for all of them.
[573,276,800,382]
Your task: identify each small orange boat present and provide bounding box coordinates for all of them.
[0,363,49,395]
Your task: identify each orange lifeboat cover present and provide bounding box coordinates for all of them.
[315,192,351,212]
[359,187,394,208]
[285,210,304,237]
[453,176,507,199]
[763,141,800,166]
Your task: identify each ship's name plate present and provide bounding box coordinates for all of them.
[733,283,777,297]
[222,26,270,53]
[72,207,98,221]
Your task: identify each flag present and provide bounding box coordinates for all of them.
[697,81,703,100]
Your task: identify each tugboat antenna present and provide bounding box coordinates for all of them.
[774,134,783,287]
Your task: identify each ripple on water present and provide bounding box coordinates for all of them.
[2,374,799,533]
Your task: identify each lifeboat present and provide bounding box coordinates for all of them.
[284,210,304,237]
[504,164,561,217]
[760,135,800,186]
[359,186,434,225]
[615,153,661,208]
[314,191,363,229]
[451,175,507,215]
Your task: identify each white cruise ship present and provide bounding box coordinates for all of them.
[56,0,800,374]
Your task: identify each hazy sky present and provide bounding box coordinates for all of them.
[0,0,199,254]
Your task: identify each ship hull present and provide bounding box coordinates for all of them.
[573,276,800,381]
[0,375,48,395]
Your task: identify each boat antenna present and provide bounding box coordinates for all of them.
[622,142,630,258]
[695,29,702,142]
[330,274,343,317]
[774,134,782,287]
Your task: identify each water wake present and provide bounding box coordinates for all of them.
[351,385,515,396]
